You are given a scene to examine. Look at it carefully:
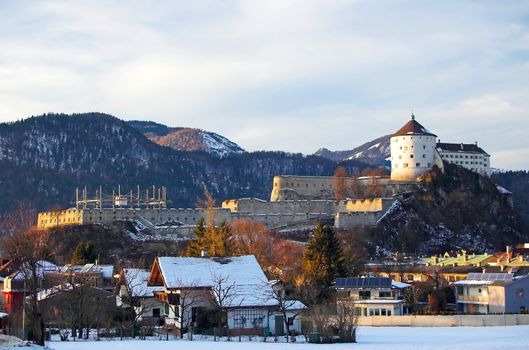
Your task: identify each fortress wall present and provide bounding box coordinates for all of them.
[38,207,233,229]
[232,212,330,228]
[340,198,395,212]
[335,211,382,229]
[222,198,338,215]
[38,209,84,229]
[271,175,415,201]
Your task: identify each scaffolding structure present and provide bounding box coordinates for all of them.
[75,185,167,210]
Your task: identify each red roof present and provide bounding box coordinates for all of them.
[393,115,436,137]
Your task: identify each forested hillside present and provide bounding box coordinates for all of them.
[0,113,369,214]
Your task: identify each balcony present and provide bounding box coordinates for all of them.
[457,294,488,303]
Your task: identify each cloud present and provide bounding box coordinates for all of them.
[0,0,529,169]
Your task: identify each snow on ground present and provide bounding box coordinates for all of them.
[46,326,529,350]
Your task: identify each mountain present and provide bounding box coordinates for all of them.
[128,120,245,158]
[314,135,390,166]
[0,113,368,215]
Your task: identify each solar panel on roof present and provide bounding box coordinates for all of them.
[467,273,513,281]
[335,277,391,288]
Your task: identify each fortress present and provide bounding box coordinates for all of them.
[37,115,491,234]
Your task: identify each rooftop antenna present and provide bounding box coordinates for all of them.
[411,109,415,120]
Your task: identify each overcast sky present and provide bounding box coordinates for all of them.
[1,1,528,170]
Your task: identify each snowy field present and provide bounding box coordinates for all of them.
[46,326,529,350]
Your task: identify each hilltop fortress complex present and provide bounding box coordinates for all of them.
[37,115,491,234]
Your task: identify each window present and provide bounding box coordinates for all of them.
[422,154,426,158]
[410,154,414,158]
[153,308,161,318]
[387,310,392,316]
[359,290,371,300]
[381,309,387,316]
[287,317,294,326]
[374,309,380,316]
[403,163,408,168]
[379,291,391,298]
[416,163,421,167]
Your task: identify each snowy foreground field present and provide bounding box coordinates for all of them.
[46,326,529,350]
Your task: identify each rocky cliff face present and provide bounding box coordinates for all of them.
[368,164,525,256]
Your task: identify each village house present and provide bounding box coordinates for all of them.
[335,277,410,316]
[147,255,304,336]
[117,268,167,324]
[453,272,529,314]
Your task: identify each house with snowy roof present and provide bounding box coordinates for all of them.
[117,268,167,324]
[147,255,304,336]
[454,272,529,313]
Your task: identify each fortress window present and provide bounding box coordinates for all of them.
[403,163,408,168]
[423,145,426,149]
[422,154,426,158]
[410,154,414,158]
[428,163,431,167]
[416,163,421,167]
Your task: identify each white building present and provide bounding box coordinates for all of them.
[454,272,529,314]
[390,114,441,182]
[390,114,491,181]
[335,277,411,317]
[437,142,491,176]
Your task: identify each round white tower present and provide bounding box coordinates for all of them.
[390,114,437,181]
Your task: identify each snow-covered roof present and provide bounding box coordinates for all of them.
[123,268,164,297]
[392,281,411,289]
[284,300,306,310]
[353,299,404,305]
[59,264,114,278]
[9,260,58,280]
[453,280,492,286]
[156,255,278,308]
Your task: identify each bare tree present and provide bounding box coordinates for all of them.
[208,273,240,339]
[1,206,54,346]
[166,277,203,339]
[265,282,304,342]
[332,167,348,201]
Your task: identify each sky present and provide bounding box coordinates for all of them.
[1,1,529,170]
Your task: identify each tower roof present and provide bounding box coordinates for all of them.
[393,114,437,137]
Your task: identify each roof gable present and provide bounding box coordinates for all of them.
[393,116,436,137]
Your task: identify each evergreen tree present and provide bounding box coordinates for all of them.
[71,240,97,264]
[186,218,207,256]
[186,218,232,257]
[302,222,347,291]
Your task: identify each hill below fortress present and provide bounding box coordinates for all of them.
[0,112,527,255]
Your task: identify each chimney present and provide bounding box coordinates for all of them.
[475,141,478,146]
[462,250,468,262]
[500,264,505,272]
[506,246,511,262]
[460,143,464,151]
[200,250,209,257]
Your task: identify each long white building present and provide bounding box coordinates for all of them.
[436,142,491,176]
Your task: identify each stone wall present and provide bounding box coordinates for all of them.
[335,211,383,229]
[270,175,416,201]
[357,314,529,327]
[222,198,338,215]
